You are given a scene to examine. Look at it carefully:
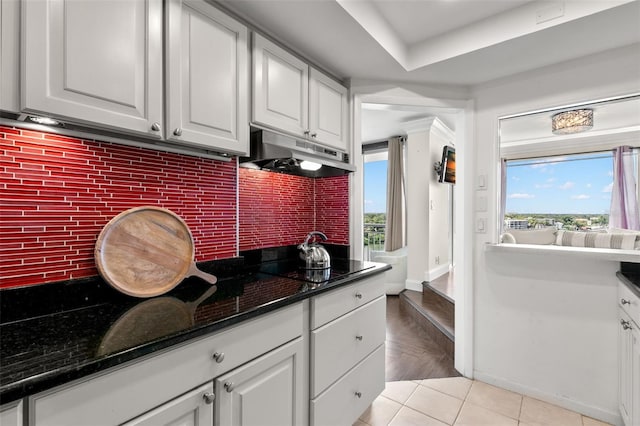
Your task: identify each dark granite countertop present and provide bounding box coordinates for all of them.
[619,262,640,298]
[0,256,390,404]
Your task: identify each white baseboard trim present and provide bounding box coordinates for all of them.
[425,264,450,282]
[473,371,623,426]
[405,279,423,292]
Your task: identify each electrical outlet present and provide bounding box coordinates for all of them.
[435,256,440,265]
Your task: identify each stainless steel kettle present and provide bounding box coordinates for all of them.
[298,231,331,269]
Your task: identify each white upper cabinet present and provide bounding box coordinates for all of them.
[22,0,164,137]
[166,0,248,155]
[308,68,348,151]
[252,33,349,153]
[252,33,309,138]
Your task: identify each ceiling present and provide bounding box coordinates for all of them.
[218,0,640,87]
[217,0,640,143]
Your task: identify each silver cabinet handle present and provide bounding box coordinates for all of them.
[621,319,633,330]
[355,335,363,341]
[621,298,631,305]
[213,352,225,363]
[224,381,234,393]
[355,391,362,398]
[311,133,317,138]
[303,130,310,136]
[203,392,215,404]
[150,122,161,132]
[173,128,182,136]
[355,292,363,299]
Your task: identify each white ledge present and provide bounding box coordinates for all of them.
[485,243,640,263]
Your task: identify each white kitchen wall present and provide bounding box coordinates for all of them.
[471,43,640,424]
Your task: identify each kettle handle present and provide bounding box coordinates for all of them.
[304,231,328,245]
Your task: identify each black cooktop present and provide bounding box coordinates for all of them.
[256,258,375,286]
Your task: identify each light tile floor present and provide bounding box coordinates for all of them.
[354,378,612,426]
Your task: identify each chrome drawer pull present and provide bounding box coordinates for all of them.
[355,391,362,398]
[355,335,363,341]
[202,392,215,404]
[355,292,363,299]
[621,319,633,330]
[213,352,225,363]
[621,298,631,305]
[224,381,234,393]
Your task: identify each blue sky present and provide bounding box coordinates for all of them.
[364,160,387,213]
[506,153,614,215]
[365,154,614,215]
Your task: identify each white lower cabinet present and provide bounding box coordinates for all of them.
[311,345,385,426]
[123,338,304,426]
[215,338,303,426]
[123,383,214,426]
[310,273,387,426]
[618,280,640,426]
[0,400,23,426]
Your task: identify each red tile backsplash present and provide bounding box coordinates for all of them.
[0,126,237,288]
[238,168,349,250]
[315,175,350,244]
[1,124,350,289]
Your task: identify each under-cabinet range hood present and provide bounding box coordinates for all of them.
[239,129,355,178]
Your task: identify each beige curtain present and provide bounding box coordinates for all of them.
[385,136,404,251]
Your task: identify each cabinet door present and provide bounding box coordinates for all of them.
[0,400,22,426]
[620,310,635,426]
[309,68,348,152]
[21,0,163,136]
[631,324,640,426]
[122,383,213,426]
[215,338,303,426]
[1,0,20,112]
[252,33,308,137]
[166,0,248,155]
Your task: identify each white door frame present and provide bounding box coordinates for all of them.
[350,92,475,377]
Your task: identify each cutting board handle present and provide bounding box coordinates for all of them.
[187,262,218,286]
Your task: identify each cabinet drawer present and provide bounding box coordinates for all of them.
[311,296,386,397]
[311,273,386,329]
[619,281,640,326]
[311,344,385,426]
[29,303,302,426]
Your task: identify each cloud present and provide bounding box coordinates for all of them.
[364,199,373,205]
[558,181,575,190]
[602,182,613,193]
[571,194,591,200]
[535,178,555,188]
[508,193,535,199]
[511,176,520,181]
[530,163,547,170]
[608,171,614,177]
[585,183,592,188]
[529,157,568,169]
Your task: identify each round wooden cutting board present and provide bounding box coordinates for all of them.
[95,206,217,298]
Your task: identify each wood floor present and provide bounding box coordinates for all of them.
[385,295,459,381]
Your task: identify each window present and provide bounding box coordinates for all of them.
[363,157,387,256]
[504,152,614,231]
